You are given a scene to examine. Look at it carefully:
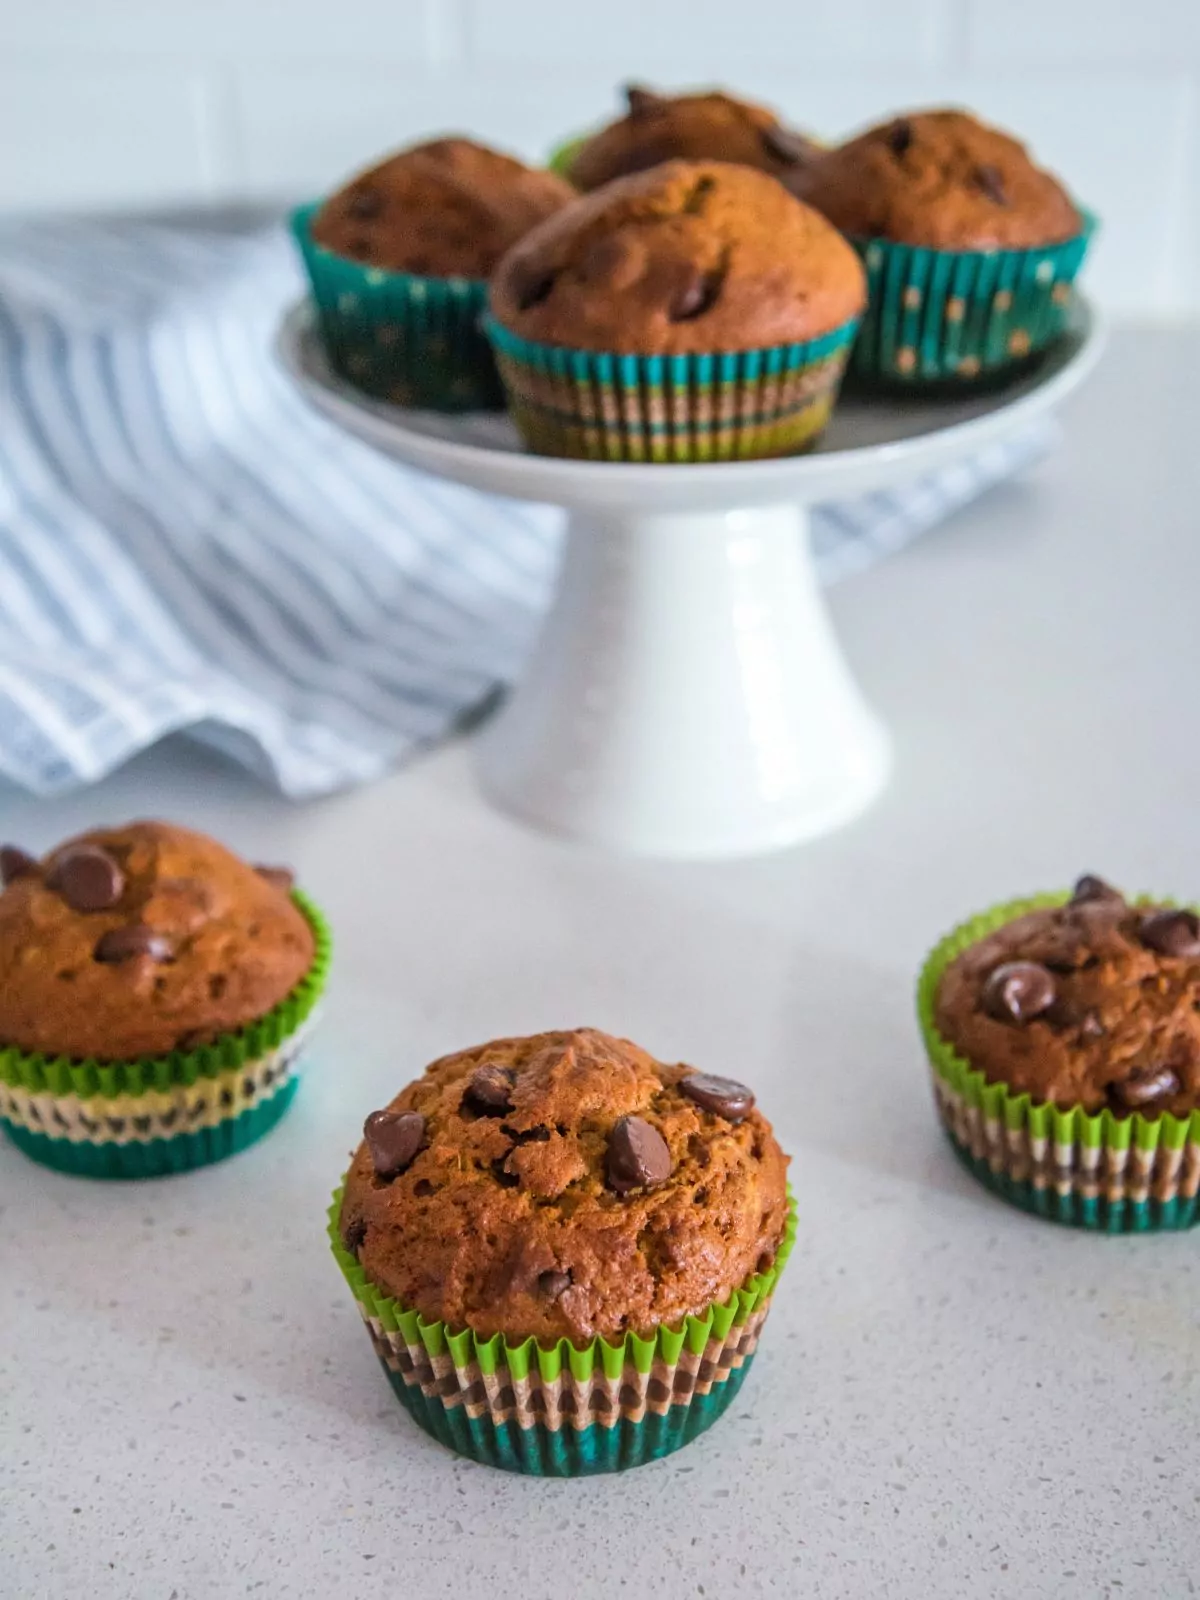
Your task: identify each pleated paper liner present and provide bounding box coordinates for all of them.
[483,316,860,462]
[918,892,1200,1232]
[330,1185,797,1476]
[0,892,331,1180]
[848,209,1097,385]
[290,204,504,412]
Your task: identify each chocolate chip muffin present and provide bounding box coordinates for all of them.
[0,823,329,1179]
[312,137,574,280]
[340,1027,789,1343]
[566,84,819,193]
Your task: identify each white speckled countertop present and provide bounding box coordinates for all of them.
[2,331,1198,1600]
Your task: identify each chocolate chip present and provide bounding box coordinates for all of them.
[511,264,556,312]
[1070,874,1122,906]
[760,123,811,166]
[538,1269,571,1299]
[255,864,295,893]
[94,923,174,964]
[343,1216,368,1254]
[981,961,1056,1024]
[973,163,1008,205]
[46,846,124,913]
[1139,909,1200,958]
[624,83,666,118]
[670,268,723,322]
[1110,1066,1180,1112]
[464,1064,514,1116]
[345,189,382,220]
[678,1072,755,1123]
[364,1109,425,1180]
[606,1115,672,1194]
[886,119,913,158]
[0,846,37,886]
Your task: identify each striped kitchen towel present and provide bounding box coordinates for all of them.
[0,217,1053,799]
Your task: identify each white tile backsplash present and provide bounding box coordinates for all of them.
[1,0,1198,318]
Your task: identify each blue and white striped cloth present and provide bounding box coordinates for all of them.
[0,217,1052,798]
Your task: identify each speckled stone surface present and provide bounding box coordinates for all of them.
[2,332,1198,1598]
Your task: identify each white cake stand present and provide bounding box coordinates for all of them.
[278,301,1104,859]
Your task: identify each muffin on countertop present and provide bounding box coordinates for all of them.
[339,1026,790,1344]
[312,137,575,279]
[566,84,819,192]
[793,107,1081,251]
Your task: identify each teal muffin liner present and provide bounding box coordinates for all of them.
[290,204,504,411]
[0,893,330,1180]
[849,211,1096,384]
[330,1185,797,1475]
[483,316,859,461]
[918,892,1200,1232]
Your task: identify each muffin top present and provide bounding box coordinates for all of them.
[489,159,867,354]
[0,822,314,1062]
[311,137,575,279]
[567,84,819,192]
[793,108,1081,250]
[934,877,1200,1117]
[339,1027,790,1345]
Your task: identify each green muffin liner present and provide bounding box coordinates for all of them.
[0,893,330,1180]
[483,317,859,462]
[290,204,504,411]
[918,892,1200,1232]
[330,1184,797,1475]
[849,210,1097,385]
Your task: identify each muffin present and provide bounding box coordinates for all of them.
[331,1028,794,1474]
[561,84,819,192]
[484,160,866,461]
[0,823,330,1178]
[792,109,1094,383]
[918,877,1200,1231]
[292,137,574,410]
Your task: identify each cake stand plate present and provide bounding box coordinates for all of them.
[278,299,1104,859]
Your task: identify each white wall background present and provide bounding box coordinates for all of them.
[1,0,1197,318]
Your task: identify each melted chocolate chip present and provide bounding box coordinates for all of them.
[1139,909,1200,959]
[973,163,1008,205]
[624,83,666,119]
[886,119,913,158]
[363,1109,425,1180]
[94,923,174,964]
[0,846,37,886]
[678,1071,755,1123]
[511,264,557,312]
[46,846,124,913]
[606,1115,672,1194]
[1070,874,1123,906]
[537,1269,571,1299]
[981,961,1056,1025]
[760,124,811,166]
[345,188,382,220]
[255,864,295,893]
[670,268,724,322]
[1110,1066,1180,1112]
[464,1064,515,1115]
[343,1216,368,1254]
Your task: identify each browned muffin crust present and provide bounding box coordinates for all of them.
[934,877,1200,1117]
[0,822,314,1061]
[792,108,1081,250]
[312,137,575,279]
[339,1028,790,1344]
[568,84,819,192]
[490,159,866,355]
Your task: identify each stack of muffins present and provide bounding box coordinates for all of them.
[294,88,1094,460]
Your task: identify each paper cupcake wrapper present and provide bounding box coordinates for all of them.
[918,892,1200,1232]
[849,210,1097,385]
[290,204,505,411]
[330,1184,796,1475]
[483,317,859,462]
[0,892,330,1180]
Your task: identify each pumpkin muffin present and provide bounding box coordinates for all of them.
[331,1028,795,1474]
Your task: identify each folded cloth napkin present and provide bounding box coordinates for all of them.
[0,218,1053,798]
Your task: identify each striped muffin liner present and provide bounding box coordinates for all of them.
[0,893,330,1180]
[290,204,504,412]
[918,892,1200,1232]
[848,210,1097,385]
[483,317,859,462]
[330,1185,797,1475]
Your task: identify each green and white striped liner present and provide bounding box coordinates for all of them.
[0,893,330,1180]
[330,1185,796,1475]
[918,891,1200,1232]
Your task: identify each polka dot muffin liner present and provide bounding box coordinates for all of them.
[329,1185,796,1476]
[290,203,505,412]
[482,316,860,462]
[0,893,330,1180]
[848,211,1096,384]
[918,892,1200,1232]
